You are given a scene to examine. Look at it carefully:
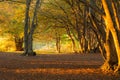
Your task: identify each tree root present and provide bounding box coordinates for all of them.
[21,52,36,56]
[101,61,120,74]
[101,62,113,72]
[114,66,120,74]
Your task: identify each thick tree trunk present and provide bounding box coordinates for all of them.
[23,0,40,56]
[89,0,120,73]
[27,33,36,56]
[101,0,120,72]
[80,0,120,73]
[26,0,40,56]
[101,32,118,71]
[23,0,31,55]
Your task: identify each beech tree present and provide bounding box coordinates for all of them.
[86,0,120,73]
[23,0,41,56]
[101,0,120,73]
[63,0,120,73]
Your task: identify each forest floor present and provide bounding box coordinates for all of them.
[0,52,120,80]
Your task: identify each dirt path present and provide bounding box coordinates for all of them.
[0,52,119,80]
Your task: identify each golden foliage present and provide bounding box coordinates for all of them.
[0,38,15,51]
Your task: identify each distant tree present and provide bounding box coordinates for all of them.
[0,2,24,51]
[36,0,99,53]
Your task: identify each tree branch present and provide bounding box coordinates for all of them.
[79,0,105,16]
[0,0,25,4]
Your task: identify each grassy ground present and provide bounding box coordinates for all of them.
[0,52,120,80]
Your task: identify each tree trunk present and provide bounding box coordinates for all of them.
[89,0,120,72]
[23,0,40,56]
[27,33,35,56]
[75,24,83,53]
[27,0,40,56]
[77,0,120,73]
[56,32,61,53]
[23,0,31,55]
[14,36,23,51]
[66,26,77,53]
[83,5,88,53]
[89,14,106,60]
[101,0,120,72]
[101,32,118,71]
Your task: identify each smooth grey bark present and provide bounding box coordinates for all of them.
[23,0,40,56]
[27,0,40,55]
[23,0,31,55]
